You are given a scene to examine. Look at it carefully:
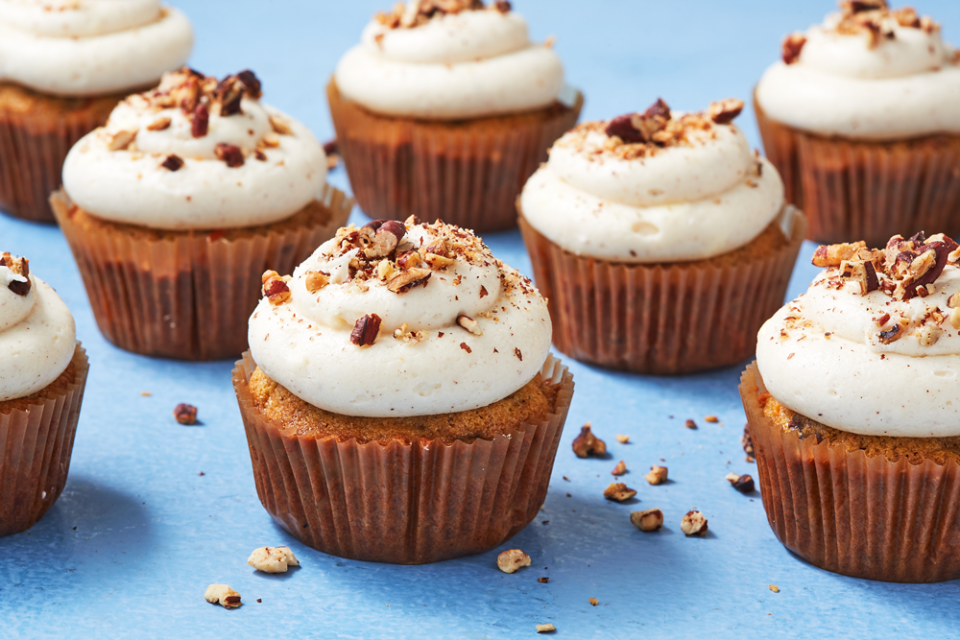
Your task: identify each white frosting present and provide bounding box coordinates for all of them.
[757,265,960,437]
[0,268,77,403]
[334,8,564,119]
[756,11,960,140]
[520,119,785,262]
[62,79,328,230]
[0,1,193,97]
[248,222,553,418]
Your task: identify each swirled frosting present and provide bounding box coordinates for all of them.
[0,0,193,97]
[520,99,785,262]
[248,218,553,417]
[0,253,77,403]
[756,1,960,140]
[333,0,564,119]
[62,68,328,230]
[757,233,960,437]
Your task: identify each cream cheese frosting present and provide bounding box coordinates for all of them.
[756,1,960,140]
[248,218,553,418]
[757,233,960,437]
[0,0,193,97]
[62,68,328,230]
[333,1,564,119]
[0,254,77,403]
[520,99,785,262]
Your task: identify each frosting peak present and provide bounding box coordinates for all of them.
[0,253,77,403]
[62,68,328,230]
[248,219,553,417]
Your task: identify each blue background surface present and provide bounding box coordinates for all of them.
[2,1,959,638]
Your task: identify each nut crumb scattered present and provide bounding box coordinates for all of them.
[615,434,629,444]
[645,465,668,485]
[631,508,664,532]
[572,423,606,458]
[173,403,198,425]
[685,419,697,429]
[588,598,599,606]
[603,482,637,502]
[497,549,531,574]
[725,473,755,493]
[611,460,627,476]
[681,510,708,536]
[141,391,152,397]
[204,584,241,609]
[769,584,780,593]
[538,577,549,584]
[536,624,556,634]
[704,415,719,423]
[247,546,300,573]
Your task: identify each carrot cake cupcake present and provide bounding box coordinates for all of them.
[52,68,353,361]
[233,218,574,564]
[755,0,960,246]
[0,0,193,223]
[742,232,960,582]
[519,98,806,374]
[0,252,89,536]
[328,0,583,233]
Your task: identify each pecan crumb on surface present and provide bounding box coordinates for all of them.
[725,473,755,493]
[351,314,382,347]
[611,460,627,476]
[685,419,697,429]
[173,403,198,425]
[588,598,599,606]
[247,546,299,573]
[782,33,807,64]
[631,508,664,532]
[536,624,556,634]
[742,425,755,456]
[645,465,668,485]
[215,143,244,168]
[769,584,780,593]
[204,584,241,609]
[603,482,637,502]
[704,415,719,423]
[497,549,531,574]
[707,98,744,125]
[681,510,709,536]
[160,154,184,171]
[572,423,606,458]
[615,434,630,444]
[538,577,549,583]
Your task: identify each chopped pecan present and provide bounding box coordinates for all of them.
[535,624,556,634]
[457,314,482,336]
[146,117,172,131]
[645,465,668,485]
[396,251,422,270]
[605,99,672,144]
[685,419,697,429]
[782,33,807,65]
[215,143,245,168]
[269,114,293,135]
[603,482,637,502]
[304,271,330,293]
[571,423,606,458]
[261,270,291,305]
[494,1,511,13]
[707,98,744,125]
[496,549,531,574]
[160,154,184,171]
[247,546,299,573]
[350,314,382,347]
[204,584,241,609]
[216,76,245,116]
[235,70,262,99]
[191,104,209,138]
[173,403,198,425]
[611,460,627,476]
[725,473,755,493]
[107,129,138,151]
[615,434,630,444]
[878,321,906,344]
[0,253,30,296]
[387,268,432,294]
[813,241,870,267]
[680,510,708,536]
[631,508,664,532]
[359,219,405,258]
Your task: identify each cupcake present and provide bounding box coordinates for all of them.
[233,218,574,564]
[742,232,960,582]
[0,0,193,223]
[755,1,960,247]
[328,0,583,233]
[52,68,353,361]
[0,252,89,537]
[518,98,806,374]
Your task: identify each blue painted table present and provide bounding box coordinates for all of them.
[3,2,959,638]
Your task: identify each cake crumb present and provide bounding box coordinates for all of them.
[247,546,299,573]
[204,584,241,609]
[497,549,531,574]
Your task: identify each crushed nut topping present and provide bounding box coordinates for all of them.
[571,423,606,458]
[160,154,184,171]
[831,1,939,48]
[204,584,241,609]
[589,598,599,607]
[457,314,482,336]
[146,117,171,131]
[108,129,137,151]
[645,465,668,485]
[375,0,501,30]
[725,472,755,493]
[191,103,209,138]
[631,508,664,532]
[261,270,292,306]
[496,549,531,574]
[394,323,427,345]
[215,143,245,168]
[615,434,630,444]
[742,425,755,457]
[351,314,382,347]
[782,32,807,64]
[680,510,709,536]
[247,546,299,573]
[173,403,198,425]
[304,270,330,293]
[611,460,627,476]
[0,253,30,296]
[685,419,697,429]
[535,624,556,634]
[603,482,637,502]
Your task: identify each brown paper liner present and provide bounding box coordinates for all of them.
[51,186,353,361]
[233,351,574,564]
[0,83,127,223]
[519,209,807,375]
[741,363,960,583]
[0,345,89,537]
[327,79,583,233]
[755,94,960,247]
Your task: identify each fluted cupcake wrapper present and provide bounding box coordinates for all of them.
[52,186,353,361]
[0,345,89,537]
[519,209,806,375]
[755,95,960,247]
[741,363,960,583]
[0,83,124,223]
[327,79,583,234]
[233,351,574,565]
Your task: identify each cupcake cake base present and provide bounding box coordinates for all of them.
[327,79,583,233]
[52,186,353,361]
[0,83,128,224]
[755,97,960,247]
[741,362,960,583]
[519,208,806,375]
[0,345,89,537]
[233,351,574,565]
